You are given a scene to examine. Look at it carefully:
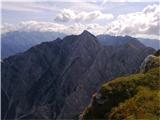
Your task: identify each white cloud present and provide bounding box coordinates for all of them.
[105,4,160,38]
[1,21,107,35]
[1,23,16,33]
[63,23,106,35]
[2,0,159,2]
[54,9,113,22]
[1,21,67,33]
[102,0,159,3]
[1,4,159,40]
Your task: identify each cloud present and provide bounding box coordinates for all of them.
[54,9,113,22]
[102,0,158,3]
[1,23,16,33]
[1,21,67,33]
[2,2,59,13]
[1,21,106,35]
[63,23,106,35]
[2,2,42,13]
[2,0,159,2]
[2,4,159,40]
[105,4,160,38]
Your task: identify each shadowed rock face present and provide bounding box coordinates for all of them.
[97,35,145,48]
[1,31,155,120]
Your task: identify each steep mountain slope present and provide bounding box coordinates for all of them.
[81,51,160,120]
[97,34,159,50]
[138,38,160,50]
[1,31,66,59]
[1,31,154,120]
[97,35,145,48]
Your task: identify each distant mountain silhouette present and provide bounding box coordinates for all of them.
[97,35,145,48]
[97,34,159,50]
[1,31,66,59]
[138,38,160,50]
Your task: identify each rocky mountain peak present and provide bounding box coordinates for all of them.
[81,30,91,35]
[80,30,96,39]
[76,30,99,48]
[55,37,62,41]
[1,31,155,120]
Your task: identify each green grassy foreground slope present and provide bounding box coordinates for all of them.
[82,51,160,120]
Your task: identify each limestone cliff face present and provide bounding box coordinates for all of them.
[1,31,154,120]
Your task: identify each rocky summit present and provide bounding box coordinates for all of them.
[1,31,155,120]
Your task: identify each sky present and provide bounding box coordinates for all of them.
[1,0,160,39]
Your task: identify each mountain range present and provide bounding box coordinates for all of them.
[1,31,159,60]
[138,38,160,50]
[97,34,159,50]
[1,31,65,59]
[1,30,155,120]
